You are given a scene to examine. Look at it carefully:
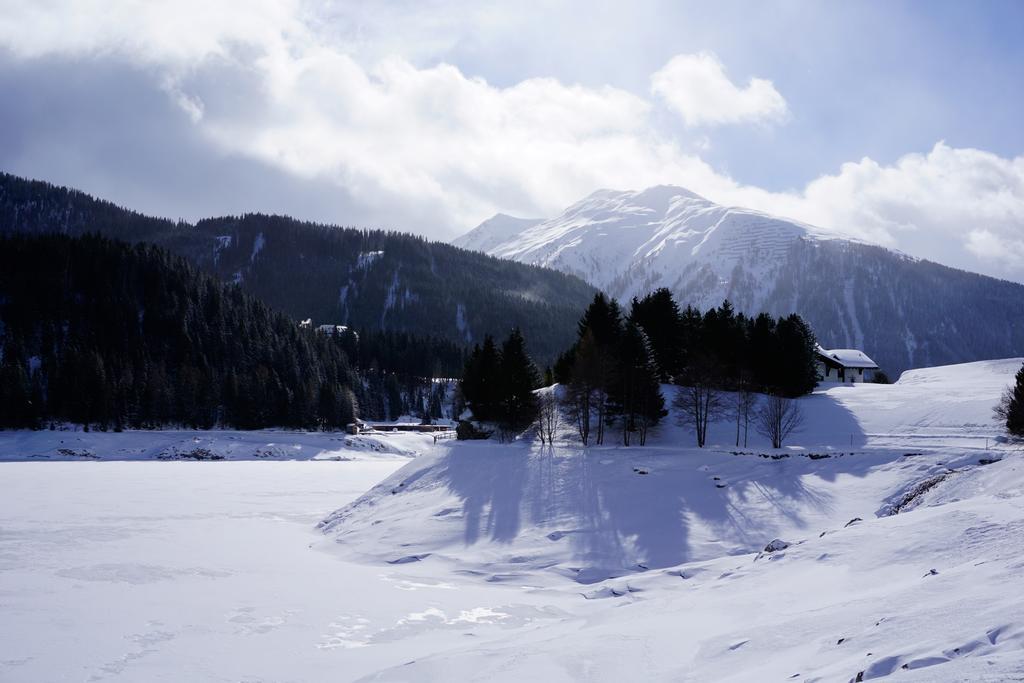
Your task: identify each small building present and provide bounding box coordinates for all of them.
[316,324,349,336]
[815,345,879,384]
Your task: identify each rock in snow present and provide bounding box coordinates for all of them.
[762,539,791,553]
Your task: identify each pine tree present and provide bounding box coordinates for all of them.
[384,373,404,421]
[629,288,682,381]
[748,313,780,391]
[775,314,818,397]
[460,335,501,422]
[616,321,665,445]
[574,293,623,444]
[1003,363,1024,437]
[497,328,541,437]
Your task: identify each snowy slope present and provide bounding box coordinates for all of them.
[322,359,1019,576]
[314,358,1024,681]
[360,472,1024,682]
[456,187,1024,376]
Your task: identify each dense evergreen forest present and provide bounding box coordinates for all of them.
[0,234,363,430]
[0,231,472,429]
[0,173,594,362]
[461,289,819,447]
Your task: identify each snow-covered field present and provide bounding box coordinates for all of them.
[0,428,424,462]
[2,359,1023,681]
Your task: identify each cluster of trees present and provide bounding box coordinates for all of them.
[995,362,1024,437]
[459,329,541,439]
[555,291,818,447]
[0,234,360,431]
[457,289,819,448]
[0,233,473,430]
[341,329,466,381]
[328,328,462,422]
[553,294,666,446]
[356,369,451,423]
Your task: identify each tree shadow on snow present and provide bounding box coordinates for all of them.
[443,443,530,545]
[437,401,895,582]
[795,392,869,451]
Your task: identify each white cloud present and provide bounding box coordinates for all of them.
[738,143,1024,279]
[1,2,1023,282]
[0,0,305,66]
[650,52,788,127]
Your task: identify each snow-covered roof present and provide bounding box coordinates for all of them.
[815,345,878,369]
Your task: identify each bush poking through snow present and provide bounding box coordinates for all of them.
[456,421,492,441]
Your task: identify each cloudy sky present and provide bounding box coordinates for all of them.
[2,0,1023,281]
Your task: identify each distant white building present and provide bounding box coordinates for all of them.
[316,324,349,336]
[815,345,879,384]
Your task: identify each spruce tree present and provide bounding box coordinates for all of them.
[616,321,666,445]
[629,288,682,381]
[775,314,818,397]
[575,293,623,444]
[497,327,541,435]
[460,335,501,422]
[1005,363,1024,437]
[384,373,404,420]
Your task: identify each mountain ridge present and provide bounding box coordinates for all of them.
[0,172,596,362]
[457,185,1024,375]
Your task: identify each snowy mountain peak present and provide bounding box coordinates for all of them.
[468,185,824,313]
[453,185,1024,376]
[572,184,709,213]
[452,213,543,254]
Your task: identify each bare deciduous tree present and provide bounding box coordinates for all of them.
[635,386,663,446]
[674,381,725,448]
[562,382,595,445]
[537,391,560,445]
[756,394,804,448]
[994,387,1012,423]
[732,383,757,448]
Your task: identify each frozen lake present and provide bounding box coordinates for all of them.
[0,461,566,682]
[3,360,1023,682]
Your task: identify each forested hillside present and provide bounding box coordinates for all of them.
[0,234,362,430]
[0,173,595,361]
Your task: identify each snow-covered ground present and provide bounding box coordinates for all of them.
[2,359,1023,681]
[0,428,424,462]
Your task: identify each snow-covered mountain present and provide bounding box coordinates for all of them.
[453,213,543,254]
[456,185,833,309]
[456,186,1024,375]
